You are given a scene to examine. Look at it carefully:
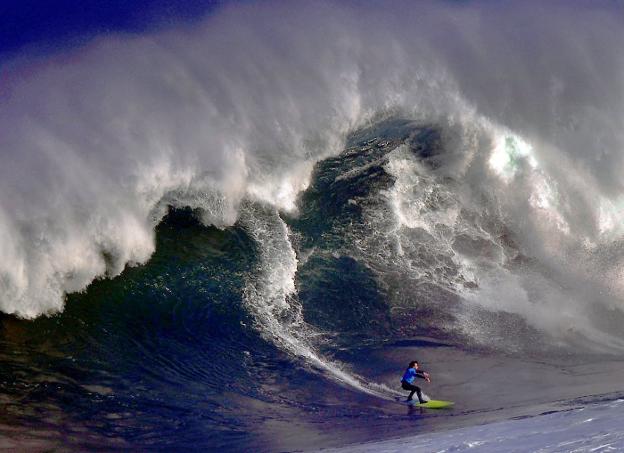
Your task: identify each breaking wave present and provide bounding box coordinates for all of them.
[2,0,624,356]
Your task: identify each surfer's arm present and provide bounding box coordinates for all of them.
[417,370,431,382]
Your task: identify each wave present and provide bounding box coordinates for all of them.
[240,202,400,398]
[360,134,624,353]
[2,1,624,353]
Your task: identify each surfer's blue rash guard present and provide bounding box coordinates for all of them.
[401,368,426,384]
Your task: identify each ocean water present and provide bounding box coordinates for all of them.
[3,119,624,451]
[326,398,624,453]
[2,2,624,451]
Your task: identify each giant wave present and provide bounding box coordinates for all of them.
[2,2,624,449]
[2,1,624,350]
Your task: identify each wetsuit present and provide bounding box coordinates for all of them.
[401,367,427,403]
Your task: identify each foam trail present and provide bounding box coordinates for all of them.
[240,203,401,398]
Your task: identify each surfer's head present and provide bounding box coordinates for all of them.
[408,360,419,369]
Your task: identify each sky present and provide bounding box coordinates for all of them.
[0,0,228,58]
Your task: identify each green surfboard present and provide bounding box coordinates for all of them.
[409,399,454,409]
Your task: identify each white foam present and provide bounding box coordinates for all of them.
[353,125,624,352]
[2,1,624,357]
[241,204,399,398]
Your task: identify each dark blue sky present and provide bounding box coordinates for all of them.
[0,0,229,59]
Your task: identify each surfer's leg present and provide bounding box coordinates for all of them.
[401,381,423,402]
[401,381,413,400]
[414,386,426,404]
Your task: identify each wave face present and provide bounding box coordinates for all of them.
[0,3,624,350]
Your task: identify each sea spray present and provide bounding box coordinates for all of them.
[240,202,401,398]
[2,1,624,353]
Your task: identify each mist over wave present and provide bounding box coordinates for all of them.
[2,1,624,352]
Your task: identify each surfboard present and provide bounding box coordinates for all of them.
[408,399,454,408]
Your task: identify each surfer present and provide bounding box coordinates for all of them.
[401,360,430,403]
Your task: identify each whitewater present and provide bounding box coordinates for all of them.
[325,398,624,453]
[2,1,624,451]
[2,1,623,328]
